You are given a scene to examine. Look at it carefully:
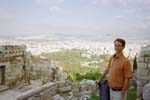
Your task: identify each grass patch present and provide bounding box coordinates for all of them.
[127,87,137,100]
[91,95,99,100]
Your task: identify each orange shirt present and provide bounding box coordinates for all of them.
[108,54,132,89]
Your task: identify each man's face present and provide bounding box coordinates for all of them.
[114,41,124,53]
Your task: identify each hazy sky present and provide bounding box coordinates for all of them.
[0,0,150,37]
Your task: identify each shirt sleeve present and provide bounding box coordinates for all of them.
[108,55,113,69]
[124,60,133,78]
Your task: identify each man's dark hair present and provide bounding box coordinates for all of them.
[114,38,126,47]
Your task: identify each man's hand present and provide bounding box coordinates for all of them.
[121,78,131,99]
[121,89,126,99]
[95,80,101,86]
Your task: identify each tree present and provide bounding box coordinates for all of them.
[133,55,137,72]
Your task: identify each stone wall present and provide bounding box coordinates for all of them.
[28,60,68,84]
[16,82,58,100]
[15,80,97,100]
[0,45,31,88]
[137,44,150,100]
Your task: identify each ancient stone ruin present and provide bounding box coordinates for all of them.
[0,45,30,90]
[0,45,68,88]
[0,45,98,100]
[137,44,150,100]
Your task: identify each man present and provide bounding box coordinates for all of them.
[96,38,132,100]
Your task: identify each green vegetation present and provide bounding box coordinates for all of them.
[75,71,100,82]
[143,54,150,57]
[91,95,99,100]
[127,87,137,100]
[133,56,137,72]
[67,70,100,82]
[40,49,111,81]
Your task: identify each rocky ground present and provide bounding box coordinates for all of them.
[0,80,98,100]
[51,94,92,100]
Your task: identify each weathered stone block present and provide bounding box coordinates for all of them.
[75,91,92,97]
[58,86,72,93]
[51,94,65,100]
[137,62,147,69]
[137,74,150,80]
[137,69,150,75]
[137,79,148,87]
[137,57,144,62]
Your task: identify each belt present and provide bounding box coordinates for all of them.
[111,88,122,91]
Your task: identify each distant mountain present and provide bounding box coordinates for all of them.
[0,34,16,40]
[1,33,150,42]
[14,33,113,42]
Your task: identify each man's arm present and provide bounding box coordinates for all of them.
[96,56,112,85]
[121,60,132,98]
[96,67,109,85]
[123,78,131,90]
[121,78,131,98]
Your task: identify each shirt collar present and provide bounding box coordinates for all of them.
[113,53,124,59]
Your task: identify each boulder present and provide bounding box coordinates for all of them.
[79,95,91,100]
[58,86,72,93]
[143,81,150,100]
[51,94,65,100]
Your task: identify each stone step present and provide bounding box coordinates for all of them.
[0,85,9,92]
[0,90,21,100]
